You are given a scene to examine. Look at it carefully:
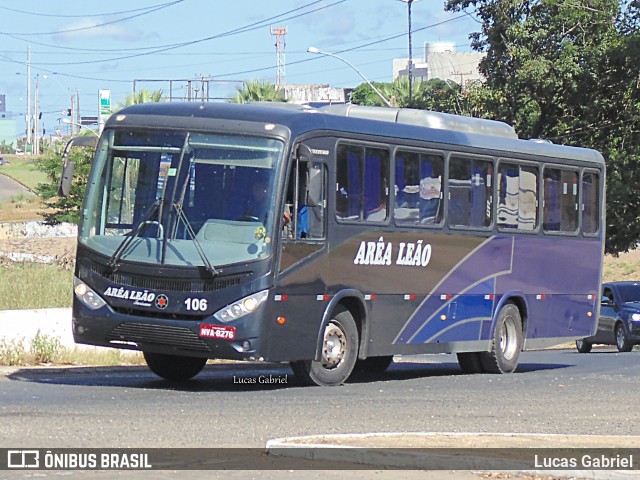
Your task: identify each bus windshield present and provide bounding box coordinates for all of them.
[80,129,284,267]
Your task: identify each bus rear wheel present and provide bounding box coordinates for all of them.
[480,302,523,374]
[290,306,359,386]
[143,352,207,381]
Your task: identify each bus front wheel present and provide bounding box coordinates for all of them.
[143,352,207,381]
[480,303,523,374]
[290,306,359,386]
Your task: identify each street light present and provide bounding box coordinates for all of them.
[307,47,392,107]
[399,0,420,107]
[61,118,99,137]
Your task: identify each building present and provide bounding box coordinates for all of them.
[283,84,352,105]
[393,42,485,87]
[0,94,17,152]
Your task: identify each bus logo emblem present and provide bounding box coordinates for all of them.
[155,294,169,310]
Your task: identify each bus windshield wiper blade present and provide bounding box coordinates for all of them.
[172,202,220,276]
[107,199,161,271]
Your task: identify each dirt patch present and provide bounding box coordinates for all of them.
[0,236,76,267]
[603,248,640,282]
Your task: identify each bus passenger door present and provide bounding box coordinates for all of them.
[272,145,328,361]
[278,144,327,277]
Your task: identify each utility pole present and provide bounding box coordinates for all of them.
[400,0,419,108]
[270,26,287,90]
[34,75,39,155]
[76,89,81,133]
[26,46,32,154]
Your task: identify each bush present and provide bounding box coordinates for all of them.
[0,338,27,365]
[31,330,66,364]
[36,139,95,224]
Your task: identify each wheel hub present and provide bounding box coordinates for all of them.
[321,323,346,369]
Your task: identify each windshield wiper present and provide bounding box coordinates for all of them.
[171,202,220,276]
[107,199,161,272]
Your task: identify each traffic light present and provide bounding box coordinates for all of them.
[66,109,72,116]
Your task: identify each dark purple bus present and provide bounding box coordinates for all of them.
[68,102,605,385]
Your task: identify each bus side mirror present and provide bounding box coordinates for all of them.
[58,135,98,197]
[59,158,75,197]
[296,143,313,163]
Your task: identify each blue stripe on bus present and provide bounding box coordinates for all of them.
[395,236,512,344]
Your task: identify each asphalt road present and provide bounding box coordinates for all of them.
[1,347,639,478]
[0,173,30,202]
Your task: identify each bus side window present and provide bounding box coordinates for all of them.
[543,167,578,233]
[448,156,492,228]
[395,151,443,225]
[336,144,389,222]
[497,162,538,231]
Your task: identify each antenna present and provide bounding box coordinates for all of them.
[270,26,287,88]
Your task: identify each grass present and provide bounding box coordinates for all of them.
[0,155,49,191]
[0,334,145,367]
[0,262,73,310]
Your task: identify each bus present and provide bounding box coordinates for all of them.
[66,102,605,386]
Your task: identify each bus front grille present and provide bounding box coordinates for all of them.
[84,262,246,292]
[112,306,208,321]
[107,322,211,354]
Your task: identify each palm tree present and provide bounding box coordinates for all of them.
[231,80,286,103]
[120,89,164,108]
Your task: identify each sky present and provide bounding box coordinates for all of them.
[0,0,480,137]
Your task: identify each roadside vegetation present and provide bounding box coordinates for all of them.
[0,332,144,366]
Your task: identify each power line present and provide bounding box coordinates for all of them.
[0,0,328,54]
[1,1,185,36]
[0,1,183,19]
[211,14,468,79]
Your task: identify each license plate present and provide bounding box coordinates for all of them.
[199,324,236,340]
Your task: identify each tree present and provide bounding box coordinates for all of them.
[230,80,286,103]
[445,0,640,254]
[119,89,164,109]
[350,77,475,115]
[36,134,95,224]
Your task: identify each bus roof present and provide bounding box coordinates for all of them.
[110,102,605,166]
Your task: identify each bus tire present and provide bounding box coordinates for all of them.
[456,352,484,373]
[143,352,207,381]
[575,339,592,353]
[355,355,393,373]
[480,302,523,374]
[290,306,359,386]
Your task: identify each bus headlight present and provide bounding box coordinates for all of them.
[214,290,268,323]
[73,277,106,310]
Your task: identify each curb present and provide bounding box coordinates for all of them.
[266,432,639,479]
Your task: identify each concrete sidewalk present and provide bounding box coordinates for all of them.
[0,308,74,347]
[267,432,640,479]
[0,307,125,355]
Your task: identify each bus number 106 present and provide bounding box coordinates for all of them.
[185,298,208,311]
